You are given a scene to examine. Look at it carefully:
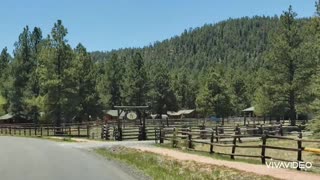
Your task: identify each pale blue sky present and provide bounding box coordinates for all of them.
[0,0,316,53]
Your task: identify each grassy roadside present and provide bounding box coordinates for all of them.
[95,146,277,180]
[0,134,78,142]
[156,140,320,174]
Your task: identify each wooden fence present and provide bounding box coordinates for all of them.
[0,124,91,138]
[156,125,320,171]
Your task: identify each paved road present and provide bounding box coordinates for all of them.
[0,136,138,180]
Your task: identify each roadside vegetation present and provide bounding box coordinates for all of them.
[158,138,320,173]
[95,146,277,180]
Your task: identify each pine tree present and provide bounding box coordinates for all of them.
[171,70,197,109]
[24,27,43,124]
[73,43,102,121]
[263,6,315,125]
[196,69,232,125]
[150,62,177,115]
[0,47,10,115]
[0,47,10,78]
[39,20,75,126]
[9,26,33,118]
[122,52,149,106]
[97,53,124,108]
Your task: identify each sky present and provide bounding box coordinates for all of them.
[0,0,316,54]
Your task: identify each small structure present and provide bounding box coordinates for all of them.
[113,106,149,141]
[104,110,126,121]
[0,113,30,124]
[0,114,13,124]
[242,106,255,125]
[167,109,195,119]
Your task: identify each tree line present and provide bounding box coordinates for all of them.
[1,2,320,126]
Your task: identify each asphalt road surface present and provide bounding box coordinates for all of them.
[0,136,138,180]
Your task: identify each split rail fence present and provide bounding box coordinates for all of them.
[156,125,320,171]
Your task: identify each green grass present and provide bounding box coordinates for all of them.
[0,134,78,142]
[95,147,277,180]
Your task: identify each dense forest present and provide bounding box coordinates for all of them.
[1,3,320,126]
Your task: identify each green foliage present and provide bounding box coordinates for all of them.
[2,2,320,124]
[122,52,149,106]
[0,95,6,116]
[97,53,124,108]
[307,118,320,138]
[149,62,178,114]
[257,6,316,125]
[171,70,197,109]
[196,69,232,119]
[72,43,102,121]
[38,20,77,125]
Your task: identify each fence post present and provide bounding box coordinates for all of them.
[101,125,104,139]
[154,128,158,143]
[160,128,164,144]
[40,126,43,136]
[261,132,267,164]
[13,127,16,135]
[259,125,263,135]
[19,128,21,135]
[47,127,49,136]
[29,127,31,136]
[231,136,237,159]
[9,127,11,135]
[297,126,303,171]
[78,125,80,136]
[215,125,219,142]
[210,129,214,154]
[86,124,90,138]
[188,127,193,149]
[279,124,283,136]
[106,125,110,140]
[69,126,71,137]
[35,127,37,136]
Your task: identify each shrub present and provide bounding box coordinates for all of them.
[307,116,320,138]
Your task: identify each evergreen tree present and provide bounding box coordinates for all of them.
[122,52,149,106]
[73,43,102,121]
[150,62,177,115]
[39,20,75,126]
[263,6,315,125]
[196,69,232,124]
[0,47,10,78]
[171,70,197,109]
[24,27,43,124]
[9,26,33,117]
[0,47,10,115]
[97,53,124,108]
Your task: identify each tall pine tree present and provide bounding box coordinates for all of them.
[263,6,315,125]
[122,52,149,106]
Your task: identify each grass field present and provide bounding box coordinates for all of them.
[95,146,277,180]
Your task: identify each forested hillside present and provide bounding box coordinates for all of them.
[1,3,320,126]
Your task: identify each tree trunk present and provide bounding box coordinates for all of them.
[289,91,296,126]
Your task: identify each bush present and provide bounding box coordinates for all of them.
[307,116,320,138]
[171,130,179,148]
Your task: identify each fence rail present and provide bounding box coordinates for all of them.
[0,124,91,138]
[156,125,320,171]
